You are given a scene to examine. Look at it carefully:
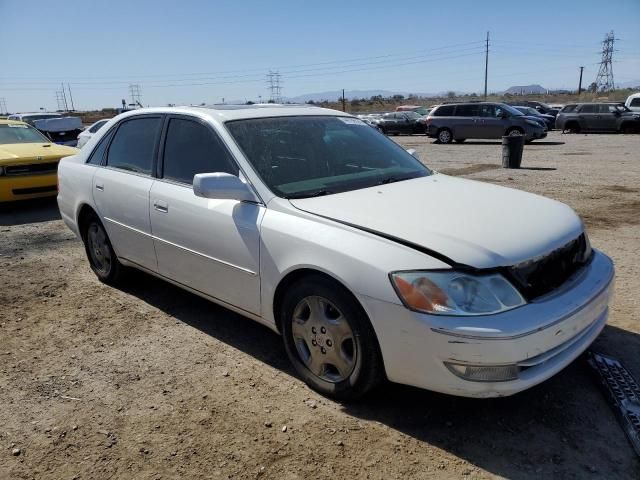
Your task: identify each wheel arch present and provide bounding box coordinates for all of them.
[76,203,99,242]
[272,267,361,334]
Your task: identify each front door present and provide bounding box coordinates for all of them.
[149,116,263,315]
[93,115,163,271]
[478,104,504,138]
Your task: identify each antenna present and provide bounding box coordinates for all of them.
[594,31,616,92]
[129,84,142,106]
[266,70,283,103]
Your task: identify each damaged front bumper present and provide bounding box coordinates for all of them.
[358,249,614,397]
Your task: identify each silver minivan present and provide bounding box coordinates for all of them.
[426,102,547,143]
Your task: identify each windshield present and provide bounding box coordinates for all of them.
[0,123,49,144]
[500,104,525,116]
[414,107,431,116]
[226,115,431,198]
[517,107,538,115]
[404,111,421,119]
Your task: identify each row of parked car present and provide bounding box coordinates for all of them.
[356,94,640,143]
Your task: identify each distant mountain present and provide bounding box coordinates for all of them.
[618,80,640,89]
[504,84,547,95]
[285,89,466,103]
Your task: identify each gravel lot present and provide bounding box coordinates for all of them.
[1,131,639,479]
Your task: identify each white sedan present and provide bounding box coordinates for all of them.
[57,106,614,400]
[76,119,110,148]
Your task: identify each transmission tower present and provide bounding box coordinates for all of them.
[55,90,68,111]
[129,84,143,106]
[594,31,616,92]
[0,98,7,115]
[266,71,283,103]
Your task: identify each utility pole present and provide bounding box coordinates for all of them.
[67,83,75,111]
[266,71,283,103]
[483,31,490,100]
[342,89,346,112]
[578,67,584,95]
[0,98,7,115]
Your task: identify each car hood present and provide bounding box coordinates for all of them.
[0,143,78,165]
[289,174,583,269]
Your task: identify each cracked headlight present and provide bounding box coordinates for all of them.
[390,271,526,316]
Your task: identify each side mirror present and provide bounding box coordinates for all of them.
[193,172,259,203]
[406,148,420,159]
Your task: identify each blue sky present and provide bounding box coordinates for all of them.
[1,0,639,111]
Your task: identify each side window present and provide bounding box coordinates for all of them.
[580,104,596,113]
[106,117,161,175]
[162,118,238,184]
[86,128,115,165]
[605,105,618,113]
[562,105,577,113]
[479,104,495,117]
[89,120,107,133]
[433,105,454,116]
[456,105,480,117]
[631,98,640,107]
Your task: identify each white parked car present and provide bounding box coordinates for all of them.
[57,106,614,400]
[625,92,640,112]
[76,119,110,148]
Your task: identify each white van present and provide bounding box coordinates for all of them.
[625,92,640,112]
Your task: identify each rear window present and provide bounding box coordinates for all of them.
[631,98,640,107]
[432,105,455,116]
[561,104,577,113]
[106,117,162,175]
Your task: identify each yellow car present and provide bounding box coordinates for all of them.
[0,119,78,202]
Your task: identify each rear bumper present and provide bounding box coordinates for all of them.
[0,173,58,202]
[358,250,614,397]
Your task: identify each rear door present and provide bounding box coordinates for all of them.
[454,104,481,138]
[92,115,163,271]
[577,104,599,130]
[149,115,263,315]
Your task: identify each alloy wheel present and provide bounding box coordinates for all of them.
[87,223,112,276]
[291,296,357,383]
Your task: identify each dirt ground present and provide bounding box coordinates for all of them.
[1,131,639,480]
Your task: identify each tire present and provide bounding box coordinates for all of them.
[82,214,125,285]
[621,123,638,134]
[437,128,453,144]
[565,122,581,134]
[280,274,384,400]
[506,128,524,137]
[454,138,466,143]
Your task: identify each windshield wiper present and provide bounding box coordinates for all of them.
[377,175,415,185]
[285,189,332,199]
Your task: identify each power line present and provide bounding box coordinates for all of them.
[594,31,616,92]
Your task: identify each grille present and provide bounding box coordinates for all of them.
[588,352,640,457]
[505,234,590,300]
[5,161,59,176]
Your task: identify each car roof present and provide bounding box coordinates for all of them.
[115,104,349,123]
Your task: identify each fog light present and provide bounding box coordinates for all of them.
[445,362,520,382]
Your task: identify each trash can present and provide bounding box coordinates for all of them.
[501,135,525,169]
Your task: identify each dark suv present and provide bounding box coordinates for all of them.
[555,103,640,133]
[375,111,424,135]
[426,102,547,143]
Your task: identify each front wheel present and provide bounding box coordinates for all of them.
[280,275,384,400]
[507,128,524,137]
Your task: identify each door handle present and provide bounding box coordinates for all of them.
[153,200,169,213]
[95,183,104,191]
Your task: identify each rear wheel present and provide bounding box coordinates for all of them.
[280,275,384,400]
[83,214,124,285]
[565,121,581,134]
[437,128,453,144]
